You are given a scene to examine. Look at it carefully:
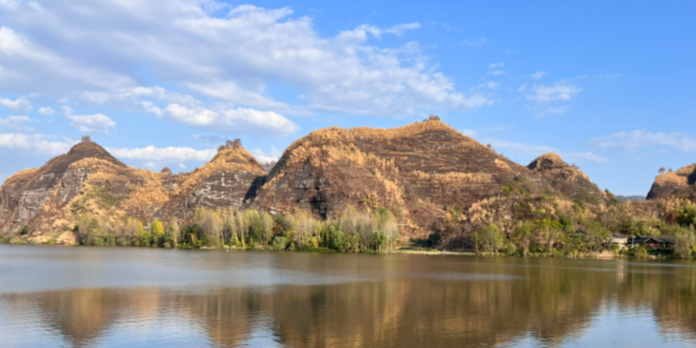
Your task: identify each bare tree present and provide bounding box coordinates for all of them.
[81,135,91,143]
[658,167,666,174]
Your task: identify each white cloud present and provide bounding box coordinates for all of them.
[486,82,500,89]
[107,145,217,161]
[62,107,115,134]
[590,130,696,152]
[489,63,504,69]
[179,163,186,169]
[0,96,31,111]
[0,132,73,154]
[487,70,504,76]
[250,146,283,163]
[491,139,608,163]
[145,103,298,137]
[144,161,155,168]
[530,71,547,80]
[526,81,582,102]
[462,37,486,46]
[0,115,31,130]
[38,107,54,115]
[0,2,485,120]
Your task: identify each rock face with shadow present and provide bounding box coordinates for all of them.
[527,153,608,204]
[647,163,696,200]
[249,119,553,237]
[156,143,268,221]
[0,141,267,241]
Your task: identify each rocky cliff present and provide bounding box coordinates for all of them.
[527,153,607,204]
[1,119,616,243]
[0,141,267,242]
[249,119,551,235]
[157,143,267,221]
[647,163,696,200]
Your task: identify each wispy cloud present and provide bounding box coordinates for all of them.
[530,71,547,80]
[462,37,487,46]
[591,130,696,152]
[526,81,582,102]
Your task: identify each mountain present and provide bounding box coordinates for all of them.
[1,118,617,243]
[0,141,163,242]
[616,195,646,202]
[0,140,267,242]
[647,163,696,200]
[249,118,550,236]
[527,153,607,204]
[157,142,267,221]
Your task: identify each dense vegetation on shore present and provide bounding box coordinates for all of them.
[428,186,696,259]
[14,206,401,253]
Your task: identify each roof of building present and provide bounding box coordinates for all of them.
[628,236,676,244]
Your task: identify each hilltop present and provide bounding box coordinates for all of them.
[5,118,678,252]
[527,153,607,204]
[647,163,696,200]
[249,117,553,237]
[0,139,267,243]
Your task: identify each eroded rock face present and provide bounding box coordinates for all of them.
[0,142,126,234]
[647,164,696,199]
[250,120,549,233]
[527,153,607,203]
[155,145,268,221]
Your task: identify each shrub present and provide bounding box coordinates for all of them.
[627,246,648,259]
[370,231,388,251]
[473,224,504,253]
[271,236,288,251]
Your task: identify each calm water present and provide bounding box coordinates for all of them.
[2,245,696,347]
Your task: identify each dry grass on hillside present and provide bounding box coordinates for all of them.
[1,168,39,187]
[285,120,478,154]
[655,163,696,186]
[172,147,266,197]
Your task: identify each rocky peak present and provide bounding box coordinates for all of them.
[528,153,606,203]
[647,163,696,199]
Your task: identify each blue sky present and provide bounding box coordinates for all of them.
[0,0,694,196]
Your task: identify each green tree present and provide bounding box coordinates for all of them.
[370,231,388,251]
[676,204,696,227]
[473,224,504,253]
[675,227,696,259]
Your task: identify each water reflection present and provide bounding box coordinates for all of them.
[2,259,696,347]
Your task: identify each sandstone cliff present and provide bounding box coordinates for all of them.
[157,143,267,221]
[647,163,696,200]
[0,140,267,241]
[249,118,550,236]
[527,153,607,204]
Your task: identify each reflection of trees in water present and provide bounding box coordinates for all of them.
[3,262,696,347]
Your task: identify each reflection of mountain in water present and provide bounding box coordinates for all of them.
[3,262,696,347]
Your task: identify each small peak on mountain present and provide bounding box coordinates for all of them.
[65,140,126,168]
[647,163,696,199]
[528,153,568,171]
[527,153,606,203]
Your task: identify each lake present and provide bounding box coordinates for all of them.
[1,245,696,347]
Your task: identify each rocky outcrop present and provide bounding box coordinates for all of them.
[647,163,696,199]
[156,144,267,221]
[527,153,607,203]
[0,142,129,234]
[0,141,266,238]
[249,119,550,235]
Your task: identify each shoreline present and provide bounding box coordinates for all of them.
[0,241,676,261]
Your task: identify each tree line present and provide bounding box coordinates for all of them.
[72,206,399,253]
